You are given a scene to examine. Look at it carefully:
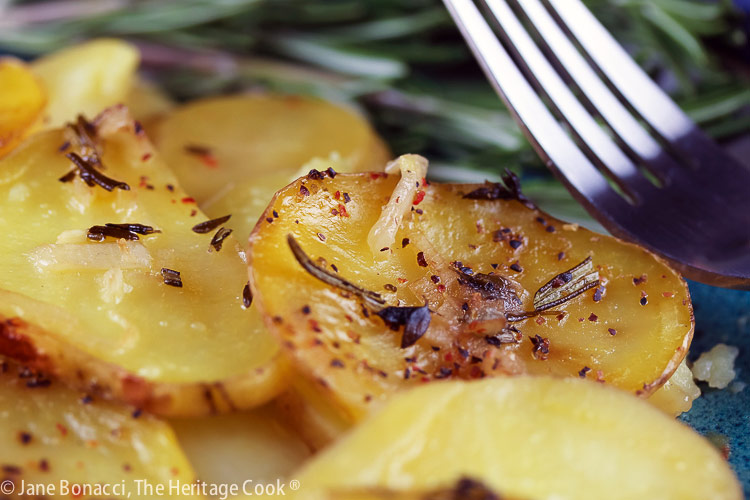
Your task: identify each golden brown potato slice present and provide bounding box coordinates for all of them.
[0,58,46,158]
[32,39,139,128]
[0,106,284,416]
[151,95,390,240]
[170,405,311,486]
[0,358,202,500]
[286,377,741,500]
[249,168,693,425]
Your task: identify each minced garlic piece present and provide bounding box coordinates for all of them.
[367,154,428,255]
[692,343,739,389]
[98,267,133,304]
[29,241,152,272]
[648,360,701,416]
[8,183,30,202]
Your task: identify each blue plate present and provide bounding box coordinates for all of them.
[679,281,750,495]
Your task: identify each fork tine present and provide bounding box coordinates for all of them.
[482,0,652,200]
[512,0,683,182]
[441,0,628,214]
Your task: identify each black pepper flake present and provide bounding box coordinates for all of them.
[39,459,49,472]
[415,208,423,215]
[510,262,523,273]
[633,275,647,286]
[18,432,32,445]
[588,313,598,322]
[184,144,212,156]
[331,208,339,216]
[530,334,550,360]
[166,184,175,192]
[417,251,428,267]
[325,167,337,178]
[307,169,325,180]
[402,238,410,248]
[192,214,231,234]
[491,263,499,269]
[579,366,591,378]
[317,233,326,242]
[384,284,397,292]
[299,185,310,196]
[209,227,233,252]
[404,368,411,380]
[132,409,142,419]
[608,328,617,336]
[640,297,648,306]
[3,465,21,474]
[434,367,453,379]
[161,268,183,288]
[58,141,71,152]
[536,217,546,225]
[330,359,344,368]
[134,121,144,135]
[26,378,52,388]
[343,192,351,203]
[462,169,536,209]
[331,264,338,273]
[376,303,431,349]
[242,282,253,308]
[266,217,274,223]
[593,287,603,302]
[557,251,565,261]
[272,210,279,218]
[80,395,93,404]
[302,305,311,315]
[380,247,389,252]
[509,239,522,249]
[546,225,556,233]
[430,275,441,284]
[63,152,130,191]
[462,303,469,312]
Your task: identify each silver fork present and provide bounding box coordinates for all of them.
[443,0,750,289]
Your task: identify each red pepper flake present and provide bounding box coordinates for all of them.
[331,208,339,216]
[662,291,674,298]
[437,284,446,292]
[370,172,386,180]
[190,209,197,217]
[413,190,426,205]
[417,252,428,267]
[141,152,152,162]
[308,319,322,332]
[56,423,68,436]
[199,155,218,168]
[181,197,196,204]
[39,459,49,472]
[299,185,310,196]
[556,312,566,321]
[608,328,617,336]
[596,370,605,383]
[445,352,454,362]
[588,313,598,322]
[535,316,546,325]
[397,278,408,284]
[334,191,341,200]
[338,204,349,217]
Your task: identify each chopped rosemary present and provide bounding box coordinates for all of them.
[105,223,160,235]
[161,268,183,288]
[87,225,140,242]
[192,214,231,234]
[532,257,600,312]
[287,234,385,309]
[64,152,130,192]
[209,227,233,252]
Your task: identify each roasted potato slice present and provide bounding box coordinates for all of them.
[0,58,46,158]
[32,39,139,128]
[170,405,311,486]
[286,377,741,500]
[0,358,201,500]
[0,106,284,416]
[249,167,693,425]
[152,95,390,240]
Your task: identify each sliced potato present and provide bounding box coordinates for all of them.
[32,39,139,128]
[152,95,390,240]
[170,405,310,486]
[125,77,175,130]
[287,377,741,500]
[0,58,46,158]
[249,170,693,425]
[0,358,202,500]
[0,106,284,416]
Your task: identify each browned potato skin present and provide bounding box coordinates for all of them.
[0,313,288,416]
[249,172,693,425]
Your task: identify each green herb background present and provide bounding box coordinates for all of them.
[2,0,748,225]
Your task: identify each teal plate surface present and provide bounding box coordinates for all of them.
[680,281,750,496]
